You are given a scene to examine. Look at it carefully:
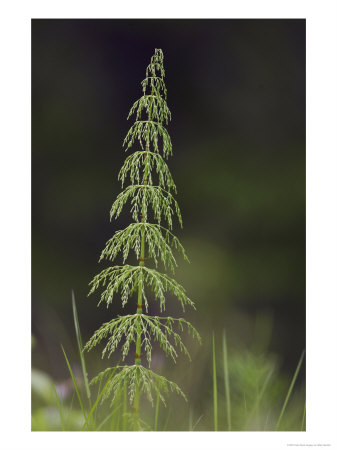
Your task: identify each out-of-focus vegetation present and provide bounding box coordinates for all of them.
[32,19,305,431]
[32,309,305,431]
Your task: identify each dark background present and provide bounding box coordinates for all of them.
[32,19,305,429]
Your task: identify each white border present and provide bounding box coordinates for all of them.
[1,1,336,449]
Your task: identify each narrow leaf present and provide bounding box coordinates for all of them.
[222,329,231,431]
[72,290,91,401]
[212,332,218,431]
[61,345,86,421]
[276,350,305,430]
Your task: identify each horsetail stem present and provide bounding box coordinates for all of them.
[85,49,200,427]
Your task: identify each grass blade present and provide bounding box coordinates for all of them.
[123,381,127,431]
[301,401,306,431]
[192,414,203,431]
[72,290,91,402]
[52,384,65,431]
[93,378,102,429]
[81,363,120,431]
[222,329,231,431]
[276,350,305,430]
[154,390,160,431]
[212,332,218,431]
[61,344,86,421]
[188,408,193,431]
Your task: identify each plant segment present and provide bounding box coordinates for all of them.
[84,49,200,423]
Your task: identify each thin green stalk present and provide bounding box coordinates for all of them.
[72,290,91,403]
[133,140,150,417]
[212,332,218,431]
[154,390,160,431]
[301,401,306,431]
[276,350,305,430]
[222,329,231,431]
[191,414,203,431]
[133,218,145,417]
[188,408,193,431]
[255,380,261,429]
[93,378,102,429]
[123,381,127,431]
[61,345,86,421]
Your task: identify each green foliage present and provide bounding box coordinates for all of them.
[123,121,172,157]
[32,326,305,431]
[119,151,176,192]
[89,264,194,311]
[90,365,187,407]
[127,96,171,125]
[110,184,182,229]
[145,51,166,79]
[99,222,188,272]
[84,314,201,365]
[209,332,305,432]
[85,47,200,421]
[141,76,167,99]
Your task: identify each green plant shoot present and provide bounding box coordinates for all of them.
[84,49,200,425]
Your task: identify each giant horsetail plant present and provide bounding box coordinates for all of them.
[84,49,200,428]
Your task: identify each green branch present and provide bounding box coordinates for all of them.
[89,265,195,312]
[84,314,201,365]
[123,120,172,158]
[99,222,188,272]
[119,151,176,192]
[90,365,187,407]
[110,184,182,229]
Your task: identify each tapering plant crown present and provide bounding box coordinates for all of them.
[84,49,200,414]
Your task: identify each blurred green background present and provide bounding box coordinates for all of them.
[32,19,305,431]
